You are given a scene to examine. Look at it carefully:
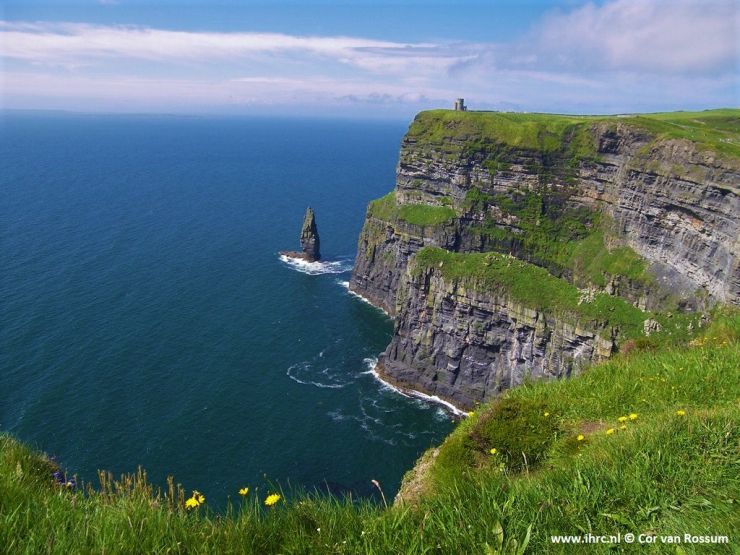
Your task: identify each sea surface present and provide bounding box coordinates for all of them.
[0,112,454,507]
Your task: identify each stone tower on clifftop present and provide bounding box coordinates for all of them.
[300,207,321,261]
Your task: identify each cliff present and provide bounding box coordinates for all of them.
[351,109,739,409]
[377,248,634,409]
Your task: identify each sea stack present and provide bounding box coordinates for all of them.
[300,207,321,261]
[281,207,321,262]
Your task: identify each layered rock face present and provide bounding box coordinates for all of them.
[350,110,739,409]
[580,125,739,306]
[377,265,615,410]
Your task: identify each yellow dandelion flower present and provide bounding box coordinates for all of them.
[196,494,205,504]
[606,428,616,435]
[629,413,638,421]
[264,493,281,507]
[239,487,249,497]
[489,448,497,455]
[185,497,200,510]
[617,416,628,423]
[619,425,628,430]
[577,434,585,441]
[543,412,550,417]
[676,410,686,416]
[468,411,475,417]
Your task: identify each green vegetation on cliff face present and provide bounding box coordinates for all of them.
[2,314,737,553]
[464,187,651,288]
[368,191,456,226]
[408,108,740,159]
[412,247,652,340]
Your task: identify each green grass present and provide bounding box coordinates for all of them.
[412,246,648,339]
[2,313,737,553]
[367,191,456,226]
[462,187,653,293]
[407,110,601,156]
[568,230,648,286]
[420,311,739,552]
[408,108,740,160]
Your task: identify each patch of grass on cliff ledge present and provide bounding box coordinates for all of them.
[368,191,456,226]
[412,246,647,337]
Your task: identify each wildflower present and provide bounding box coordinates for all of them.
[617,416,628,423]
[264,493,281,507]
[606,428,616,435]
[468,411,475,417]
[193,491,205,504]
[185,497,200,510]
[629,413,638,421]
[676,409,686,416]
[577,434,585,441]
[238,487,249,497]
[489,448,497,455]
[543,412,550,417]
[619,425,628,430]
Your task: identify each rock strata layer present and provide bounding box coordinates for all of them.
[377,264,615,410]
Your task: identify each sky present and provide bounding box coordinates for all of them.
[1,0,738,118]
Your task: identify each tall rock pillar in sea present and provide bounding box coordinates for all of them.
[300,207,321,261]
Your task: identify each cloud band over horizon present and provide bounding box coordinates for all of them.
[1,0,737,116]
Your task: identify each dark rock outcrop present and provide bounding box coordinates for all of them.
[281,207,321,262]
[376,264,615,410]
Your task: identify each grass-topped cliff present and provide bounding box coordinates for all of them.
[2,311,737,553]
[407,108,740,159]
[352,108,740,319]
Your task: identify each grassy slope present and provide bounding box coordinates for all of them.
[2,313,737,554]
[408,108,740,159]
[368,191,456,226]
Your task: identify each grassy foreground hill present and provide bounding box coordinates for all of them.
[1,311,737,554]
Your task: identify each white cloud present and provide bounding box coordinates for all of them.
[0,0,736,115]
[0,21,444,72]
[531,0,737,74]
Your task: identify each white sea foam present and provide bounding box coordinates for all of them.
[364,360,465,417]
[286,362,348,389]
[338,281,391,317]
[279,254,353,276]
[360,356,378,374]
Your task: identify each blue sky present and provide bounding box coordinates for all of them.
[1,0,737,118]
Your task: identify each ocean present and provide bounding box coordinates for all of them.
[0,112,454,507]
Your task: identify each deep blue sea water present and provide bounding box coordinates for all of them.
[0,112,454,507]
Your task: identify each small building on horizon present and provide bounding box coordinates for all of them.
[454,98,467,111]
